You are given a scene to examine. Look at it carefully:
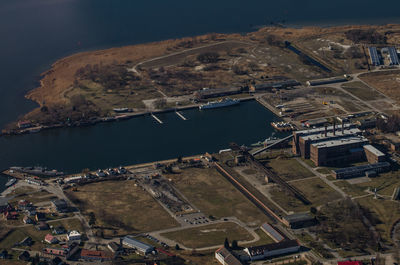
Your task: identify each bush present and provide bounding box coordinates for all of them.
[345,29,387,44]
[197,52,220,63]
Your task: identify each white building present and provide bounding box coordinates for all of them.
[244,240,300,261]
[67,230,81,241]
[215,247,243,265]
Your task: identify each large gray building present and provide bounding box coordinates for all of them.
[122,236,154,255]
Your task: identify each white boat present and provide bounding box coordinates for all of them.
[5,178,17,187]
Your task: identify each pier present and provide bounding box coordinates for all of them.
[151,113,163,124]
[175,111,187,120]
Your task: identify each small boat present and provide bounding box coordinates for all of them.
[199,98,240,110]
[113,108,132,113]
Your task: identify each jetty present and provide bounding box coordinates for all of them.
[175,111,187,120]
[151,113,163,124]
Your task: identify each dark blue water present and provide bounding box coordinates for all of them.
[1,0,400,190]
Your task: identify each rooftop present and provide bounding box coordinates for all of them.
[122,236,154,251]
[215,247,243,265]
[334,162,391,175]
[245,240,299,257]
[260,223,284,242]
[302,128,361,142]
[283,213,314,223]
[311,136,368,149]
[363,145,385,157]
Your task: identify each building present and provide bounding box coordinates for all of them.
[332,162,391,179]
[108,242,122,254]
[355,118,376,129]
[45,234,59,244]
[388,47,399,65]
[80,249,114,261]
[18,200,32,211]
[37,221,49,230]
[51,199,68,213]
[364,145,385,163]
[244,240,300,261]
[42,242,79,259]
[67,230,81,241]
[310,136,369,166]
[23,216,34,224]
[304,118,328,128]
[282,213,316,229]
[3,210,18,220]
[194,87,243,99]
[306,76,348,86]
[19,237,33,246]
[338,261,363,265]
[215,247,243,265]
[368,47,380,66]
[18,120,32,129]
[35,212,46,222]
[122,236,155,255]
[251,79,300,91]
[260,223,284,243]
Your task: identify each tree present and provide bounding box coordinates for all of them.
[175,244,180,250]
[177,156,183,163]
[224,238,230,249]
[310,206,317,215]
[197,52,220,64]
[231,240,238,249]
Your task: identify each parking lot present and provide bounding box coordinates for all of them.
[176,212,209,226]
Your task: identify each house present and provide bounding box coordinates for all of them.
[80,249,114,261]
[42,242,79,259]
[0,250,8,259]
[37,221,49,231]
[45,234,59,244]
[67,230,81,241]
[27,209,37,217]
[51,256,64,265]
[23,216,34,224]
[122,236,155,255]
[18,120,32,129]
[51,199,68,213]
[18,250,30,261]
[215,247,243,265]
[18,200,32,211]
[35,212,46,222]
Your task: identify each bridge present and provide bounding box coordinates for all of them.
[251,135,293,156]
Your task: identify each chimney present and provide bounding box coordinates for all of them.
[333,121,336,136]
[324,124,327,137]
[342,120,345,134]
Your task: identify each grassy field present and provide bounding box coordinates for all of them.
[355,170,400,197]
[270,178,342,212]
[334,180,368,197]
[65,180,179,236]
[161,222,253,248]
[341,81,385,101]
[267,157,315,181]
[359,70,400,104]
[49,218,84,232]
[356,196,400,243]
[166,167,269,226]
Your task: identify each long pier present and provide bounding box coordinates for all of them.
[175,111,187,120]
[151,113,163,124]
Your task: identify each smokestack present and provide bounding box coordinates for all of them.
[324,124,327,137]
[342,120,345,134]
[333,121,336,136]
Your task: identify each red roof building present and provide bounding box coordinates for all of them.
[338,261,363,265]
[80,249,114,261]
[3,211,18,220]
[45,234,59,244]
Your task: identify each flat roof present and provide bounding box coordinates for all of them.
[261,223,284,242]
[122,236,154,251]
[215,247,243,265]
[302,128,361,142]
[311,136,368,149]
[295,124,353,136]
[246,240,299,256]
[334,162,390,174]
[364,145,385,157]
[283,213,314,223]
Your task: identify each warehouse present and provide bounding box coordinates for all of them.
[282,213,316,229]
[215,247,243,265]
[388,47,399,65]
[368,47,380,66]
[364,145,386,163]
[260,223,284,243]
[251,79,300,91]
[332,162,390,179]
[244,240,300,261]
[122,236,154,255]
[306,76,348,86]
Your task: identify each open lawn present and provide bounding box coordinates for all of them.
[267,157,315,181]
[270,178,342,212]
[167,167,268,226]
[161,222,253,248]
[65,180,179,235]
[355,170,400,197]
[356,196,400,243]
[359,70,400,104]
[49,218,84,232]
[334,180,368,197]
[341,81,385,101]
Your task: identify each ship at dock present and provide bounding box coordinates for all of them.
[270,121,294,132]
[10,166,64,177]
[199,98,240,110]
[5,178,17,187]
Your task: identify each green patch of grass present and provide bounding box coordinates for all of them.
[267,158,315,181]
[342,81,384,101]
[48,218,84,232]
[0,230,26,249]
[334,181,368,197]
[161,222,253,249]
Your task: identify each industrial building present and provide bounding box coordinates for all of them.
[244,240,300,261]
[332,162,390,179]
[260,223,284,243]
[310,136,369,166]
[250,79,300,91]
[122,236,155,255]
[383,47,400,65]
[364,145,386,163]
[306,76,348,86]
[51,199,68,213]
[368,47,380,66]
[282,213,316,229]
[215,247,243,265]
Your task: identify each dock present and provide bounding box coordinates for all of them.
[151,113,163,124]
[175,111,187,120]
